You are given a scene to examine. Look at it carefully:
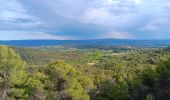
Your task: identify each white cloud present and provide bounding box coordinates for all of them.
[142,17,170,32]
[0,31,72,40]
[0,0,170,39]
[0,0,44,30]
[77,0,147,29]
[0,0,32,21]
[100,32,134,39]
[131,0,141,4]
[80,8,112,25]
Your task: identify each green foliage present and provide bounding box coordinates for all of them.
[0,46,28,99]
[12,46,90,65]
[94,80,129,100]
[45,61,94,100]
[88,51,103,61]
[127,58,170,100]
[1,45,169,100]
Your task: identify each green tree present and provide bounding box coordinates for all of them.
[0,46,28,99]
[94,80,129,100]
[156,58,170,100]
[45,61,94,100]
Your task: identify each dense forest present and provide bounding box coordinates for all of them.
[0,45,170,100]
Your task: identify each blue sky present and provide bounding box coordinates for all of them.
[0,0,170,40]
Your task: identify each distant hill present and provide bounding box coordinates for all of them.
[0,39,170,48]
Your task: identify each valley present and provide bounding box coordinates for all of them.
[0,43,169,99]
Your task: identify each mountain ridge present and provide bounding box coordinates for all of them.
[0,39,170,48]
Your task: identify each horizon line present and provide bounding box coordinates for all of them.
[0,38,170,41]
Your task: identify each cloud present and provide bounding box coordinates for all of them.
[143,18,170,31]
[0,0,44,30]
[0,0,170,40]
[139,0,170,33]
[100,32,134,39]
[0,31,72,40]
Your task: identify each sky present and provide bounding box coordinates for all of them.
[0,0,170,40]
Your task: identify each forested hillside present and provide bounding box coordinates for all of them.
[0,45,170,100]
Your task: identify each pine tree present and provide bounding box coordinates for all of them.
[0,46,28,99]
